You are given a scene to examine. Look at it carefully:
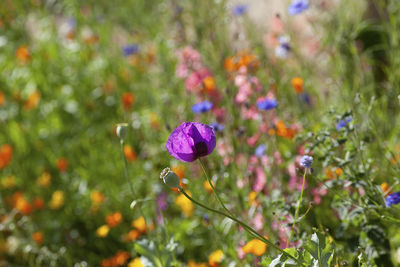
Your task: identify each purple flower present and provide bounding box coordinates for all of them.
[192,100,213,114]
[210,122,224,132]
[156,191,168,210]
[386,191,400,207]
[300,155,313,168]
[166,122,216,162]
[288,0,309,16]
[232,4,248,16]
[336,116,352,130]
[257,98,278,110]
[255,144,266,157]
[275,36,291,58]
[122,44,139,56]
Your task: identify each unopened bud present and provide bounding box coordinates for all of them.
[116,123,128,141]
[160,167,180,188]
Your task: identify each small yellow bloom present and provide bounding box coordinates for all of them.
[49,190,64,210]
[248,191,258,206]
[1,175,16,188]
[90,190,105,205]
[242,238,267,256]
[203,180,213,193]
[96,225,110,238]
[208,249,224,267]
[37,172,51,188]
[132,216,146,233]
[188,260,207,267]
[175,192,194,217]
[128,257,143,267]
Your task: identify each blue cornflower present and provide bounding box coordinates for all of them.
[336,116,352,130]
[210,122,224,132]
[192,100,213,114]
[275,36,291,58]
[232,4,248,16]
[300,155,313,168]
[257,98,278,110]
[288,0,309,16]
[122,44,139,57]
[386,191,400,207]
[255,144,266,157]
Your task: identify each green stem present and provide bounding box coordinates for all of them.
[179,188,303,265]
[120,140,136,198]
[198,158,233,217]
[287,169,307,248]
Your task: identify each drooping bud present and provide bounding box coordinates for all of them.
[116,123,128,141]
[160,167,180,189]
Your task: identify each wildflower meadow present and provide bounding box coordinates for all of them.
[2,0,400,266]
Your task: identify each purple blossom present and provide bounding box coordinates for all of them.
[386,191,400,207]
[166,122,216,162]
[122,44,139,56]
[257,98,278,110]
[192,100,213,114]
[288,0,309,16]
[336,116,352,130]
[255,144,266,157]
[275,36,291,58]
[210,122,224,132]
[300,155,313,168]
[156,191,168,210]
[232,4,248,16]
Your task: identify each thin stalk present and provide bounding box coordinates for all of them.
[120,140,144,216]
[179,188,304,265]
[287,169,307,248]
[198,158,233,217]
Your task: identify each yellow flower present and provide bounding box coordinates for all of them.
[1,175,16,188]
[96,224,110,238]
[37,172,51,188]
[188,260,207,267]
[90,190,105,205]
[208,249,224,267]
[248,191,258,206]
[203,180,213,193]
[242,238,267,256]
[175,192,194,217]
[128,257,143,267]
[49,190,64,210]
[132,216,146,233]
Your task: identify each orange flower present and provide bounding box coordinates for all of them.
[291,77,304,94]
[188,261,207,267]
[149,112,160,129]
[208,249,224,267]
[121,92,135,110]
[16,46,30,63]
[0,144,13,170]
[224,56,237,72]
[32,232,44,245]
[125,229,141,241]
[106,211,122,228]
[124,145,137,162]
[275,120,295,139]
[132,216,146,233]
[112,251,130,266]
[23,91,40,110]
[0,91,5,106]
[56,158,68,172]
[242,238,267,256]
[14,193,33,215]
[175,192,194,217]
[203,180,213,193]
[381,182,392,197]
[248,191,259,207]
[33,197,44,210]
[203,76,216,92]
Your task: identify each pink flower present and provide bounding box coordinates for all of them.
[253,167,266,192]
[252,212,264,231]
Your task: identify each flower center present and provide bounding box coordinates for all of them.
[194,141,208,157]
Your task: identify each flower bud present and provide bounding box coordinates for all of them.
[116,123,128,141]
[160,168,180,188]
